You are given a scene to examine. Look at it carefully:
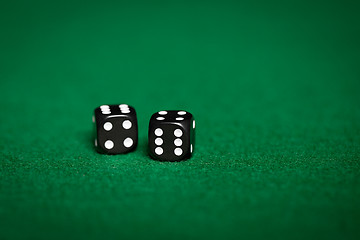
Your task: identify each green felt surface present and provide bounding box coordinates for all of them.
[1,0,360,239]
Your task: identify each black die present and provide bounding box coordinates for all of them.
[93,104,138,154]
[148,110,195,161]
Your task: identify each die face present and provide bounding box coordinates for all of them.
[93,104,138,154]
[94,104,136,121]
[148,110,195,161]
[152,110,193,123]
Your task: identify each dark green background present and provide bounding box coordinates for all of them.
[1,0,359,239]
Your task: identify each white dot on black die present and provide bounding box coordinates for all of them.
[158,111,167,115]
[174,129,183,137]
[178,111,186,115]
[123,137,133,148]
[176,117,184,121]
[155,128,163,136]
[190,144,193,153]
[103,122,113,131]
[174,148,183,156]
[174,138,182,146]
[155,138,163,146]
[156,117,165,120]
[104,140,114,149]
[193,120,196,129]
[119,104,129,109]
[155,147,163,155]
[121,109,130,113]
[122,120,132,129]
[100,105,111,114]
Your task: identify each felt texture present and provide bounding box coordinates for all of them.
[0,0,359,239]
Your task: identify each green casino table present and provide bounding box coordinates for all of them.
[1,0,359,239]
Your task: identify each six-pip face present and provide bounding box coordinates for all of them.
[148,110,195,161]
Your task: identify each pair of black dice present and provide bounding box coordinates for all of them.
[93,104,195,161]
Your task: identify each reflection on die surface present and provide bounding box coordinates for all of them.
[148,110,195,161]
[93,104,138,154]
